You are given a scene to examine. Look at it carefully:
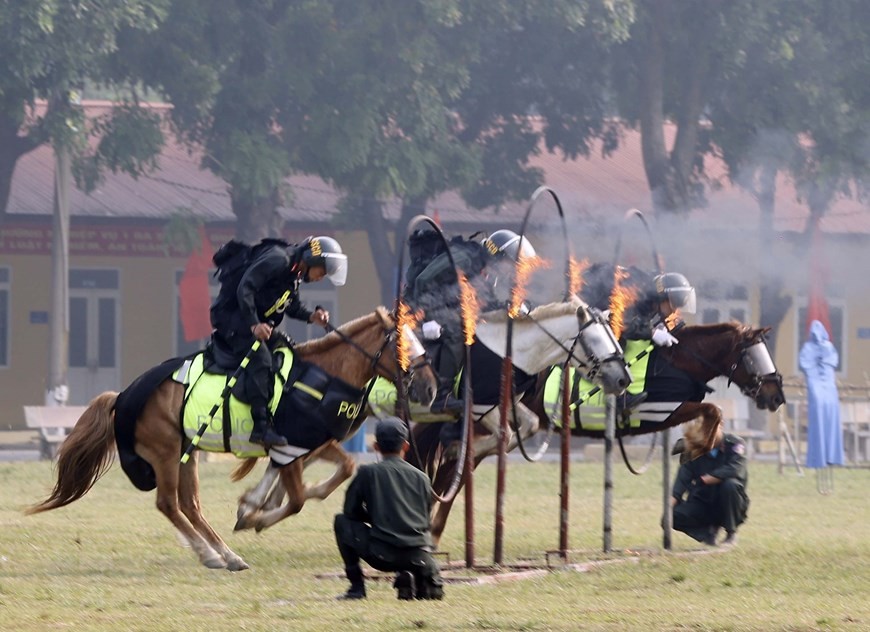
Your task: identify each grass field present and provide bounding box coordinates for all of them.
[1,455,868,631]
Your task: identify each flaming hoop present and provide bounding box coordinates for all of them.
[396,300,415,372]
[568,256,590,297]
[509,254,551,318]
[608,266,639,341]
[458,272,480,346]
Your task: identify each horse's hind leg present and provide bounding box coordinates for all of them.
[302,441,356,501]
[178,455,249,571]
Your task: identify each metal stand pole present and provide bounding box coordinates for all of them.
[493,356,513,566]
[662,427,672,550]
[558,366,571,558]
[602,394,615,553]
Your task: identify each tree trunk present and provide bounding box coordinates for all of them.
[231,187,282,243]
[362,198,396,306]
[362,195,426,306]
[755,164,791,359]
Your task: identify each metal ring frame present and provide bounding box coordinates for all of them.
[394,215,473,504]
[612,208,663,476]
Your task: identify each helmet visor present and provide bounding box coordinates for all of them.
[667,287,696,314]
[322,252,348,286]
[501,235,537,261]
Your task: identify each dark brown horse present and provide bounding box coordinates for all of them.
[412,321,785,543]
[27,308,437,571]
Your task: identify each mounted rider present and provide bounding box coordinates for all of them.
[406,228,536,414]
[581,265,696,411]
[209,235,348,448]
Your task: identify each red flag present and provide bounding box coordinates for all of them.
[806,219,832,337]
[179,227,215,342]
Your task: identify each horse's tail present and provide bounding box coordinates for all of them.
[26,392,119,515]
[230,457,259,482]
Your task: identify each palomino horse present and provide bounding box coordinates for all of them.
[234,297,632,535]
[415,320,785,543]
[27,308,437,571]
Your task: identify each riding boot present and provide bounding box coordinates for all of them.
[430,377,464,415]
[249,406,288,448]
[338,566,366,600]
[617,391,647,414]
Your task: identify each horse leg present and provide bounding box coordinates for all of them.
[235,462,282,531]
[248,459,306,532]
[302,441,356,501]
[135,381,226,570]
[505,402,540,452]
[178,455,249,571]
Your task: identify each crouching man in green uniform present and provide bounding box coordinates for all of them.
[669,418,749,547]
[334,417,444,600]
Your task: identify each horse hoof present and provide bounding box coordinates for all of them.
[204,556,228,570]
[233,516,252,532]
[226,558,250,572]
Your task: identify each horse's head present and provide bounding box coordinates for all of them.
[376,308,438,407]
[573,304,632,395]
[476,297,631,395]
[723,326,786,411]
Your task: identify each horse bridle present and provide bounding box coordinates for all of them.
[323,317,429,388]
[726,338,783,400]
[671,330,782,400]
[523,306,624,376]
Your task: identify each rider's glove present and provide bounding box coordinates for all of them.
[422,320,443,340]
[652,324,679,347]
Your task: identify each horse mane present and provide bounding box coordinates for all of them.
[296,307,392,355]
[678,321,752,340]
[480,295,587,323]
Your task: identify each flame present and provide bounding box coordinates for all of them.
[608,266,639,340]
[509,254,551,318]
[665,309,681,330]
[458,272,480,346]
[568,256,590,296]
[396,300,414,371]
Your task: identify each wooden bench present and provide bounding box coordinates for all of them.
[23,406,87,460]
[841,401,870,464]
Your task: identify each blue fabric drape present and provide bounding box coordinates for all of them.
[798,320,844,468]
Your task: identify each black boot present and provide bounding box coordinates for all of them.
[249,407,288,448]
[338,566,366,600]
[617,391,647,413]
[393,570,416,601]
[430,377,464,414]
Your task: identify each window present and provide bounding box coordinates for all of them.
[0,268,9,367]
[174,269,218,357]
[697,281,749,325]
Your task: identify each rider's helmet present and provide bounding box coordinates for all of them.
[481,229,537,262]
[302,236,348,286]
[654,272,696,314]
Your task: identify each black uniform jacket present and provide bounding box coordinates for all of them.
[672,434,748,504]
[210,243,312,336]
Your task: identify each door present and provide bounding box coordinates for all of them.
[68,269,120,405]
